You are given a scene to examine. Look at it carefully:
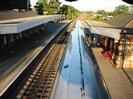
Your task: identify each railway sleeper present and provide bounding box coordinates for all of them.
[25,90,31,95]
[47,80,54,84]
[33,71,37,75]
[37,87,44,92]
[46,83,53,87]
[40,67,47,70]
[50,74,56,78]
[39,83,47,88]
[38,70,44,74]
[36,67,41,70]
[36,92,42,97]
[30,74,35,78]
[27,78,33,84]
[42,92,51,98]
[51,72,56,75]
[16,35,68,99]
[43,93,50,98]
[36,73,41,76]
[44,88,51,93]
[34,69,39,73]
[23,85,29,91]
[25,81,31,87]
[18,89,25,97]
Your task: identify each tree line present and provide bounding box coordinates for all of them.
[87,5,132,21]
[34,0,80,19]
[34,1,132,20]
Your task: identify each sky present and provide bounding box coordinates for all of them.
[30,0,130,12]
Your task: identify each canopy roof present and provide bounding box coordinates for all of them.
[86,20,121,41]
[90,26,121,41]
[86,14,133,41]
[0,15,62,34]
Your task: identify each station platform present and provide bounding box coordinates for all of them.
[0,20,70,96]
[92,48,133,99]
[123,68,133,84]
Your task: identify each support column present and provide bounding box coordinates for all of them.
[10,34,15,46]
[115,38,123,68]
[122,33,127,68]
[0,35,2,52]
[104,37,108,51]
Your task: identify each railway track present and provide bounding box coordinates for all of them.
[16,21,75,99]
[0,20,75,99]
[16,31,69,99]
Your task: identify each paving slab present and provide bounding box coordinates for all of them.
[92,48,133,99]
[123,68,133,84]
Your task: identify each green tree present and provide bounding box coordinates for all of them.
[94,10,108,21]
[34,2,44,15]
[59,5,80,19]
[113,5,129,16]
[97,10,107,16]
[34,0,60,15]
[59,5,68,14]
[87,11,94,20]
[94,15,104,21]
[46,2,60,14]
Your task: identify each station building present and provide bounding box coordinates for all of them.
[87,14,133,68]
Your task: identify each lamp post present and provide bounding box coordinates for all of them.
[27,0,29,11]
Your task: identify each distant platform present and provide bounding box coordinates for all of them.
[0,21,70,97]
[0,15,63,34]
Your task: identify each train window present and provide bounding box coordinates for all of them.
[65,0,133,4]
[65,0,78,2]
[122,0,133,4]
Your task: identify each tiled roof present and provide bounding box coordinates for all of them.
[86,20,114,28]
[126,20,133,28]
[105,14,133,28]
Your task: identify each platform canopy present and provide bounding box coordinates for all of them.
[86,20,121,41]
[0,15,63,34]
[90,27,121,41]
[0,0,29,10]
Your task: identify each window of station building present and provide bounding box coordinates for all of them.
[124,35,133,68]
